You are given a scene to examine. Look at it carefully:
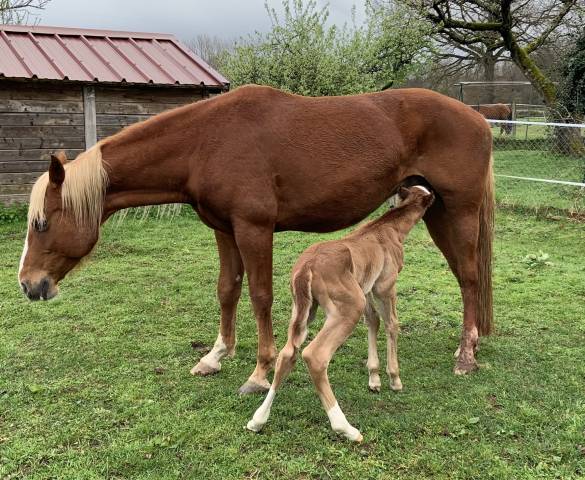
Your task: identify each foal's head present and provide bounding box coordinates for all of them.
[18,147,108,301]
[397,185,435,213]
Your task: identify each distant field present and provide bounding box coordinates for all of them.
[1,209,584,479]
[489,124,585,213]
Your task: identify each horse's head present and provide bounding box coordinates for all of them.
[18,148,107,301]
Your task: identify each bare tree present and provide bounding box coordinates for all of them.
[0,0,50,24]
[186,34,232,71]
[394,0,585,108]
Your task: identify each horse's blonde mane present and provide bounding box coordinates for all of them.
[28,142,109,229]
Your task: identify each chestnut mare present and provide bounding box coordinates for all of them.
[18,85,494,394]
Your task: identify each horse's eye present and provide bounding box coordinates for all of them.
[33,219,48,232]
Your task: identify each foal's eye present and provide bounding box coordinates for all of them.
[33,219,48,232]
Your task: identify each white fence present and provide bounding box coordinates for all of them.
[486,119,585,215]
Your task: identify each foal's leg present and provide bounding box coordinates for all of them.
[191,231,243,376]
[234,223,277,394]
[247,301,318,432]
[364,294,381,392]
[302,288,365,442]
[424,203,482,375]
[376,283,403,391]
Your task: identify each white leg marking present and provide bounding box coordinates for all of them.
[18,226,29,282]
[190,334,229,375]
[246,387,276,432]
[327,403,362,442]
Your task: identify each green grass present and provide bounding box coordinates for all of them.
[489,123,585,213]
[1,210,584,479]
[494,149,585,213]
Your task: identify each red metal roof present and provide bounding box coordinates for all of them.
[0,24,229,88]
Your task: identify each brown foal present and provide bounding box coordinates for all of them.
[247,185,434,441]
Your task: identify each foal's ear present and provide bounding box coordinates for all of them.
[49,154,66,186]
[398,186,410,201]
[423,191,435,207]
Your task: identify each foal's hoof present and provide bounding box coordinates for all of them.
[454,360,478,376]
[390,379,403,391]
[246,419,264,433]
[238,379,270,395]
[190,360,220,376]
[368,384,381,393]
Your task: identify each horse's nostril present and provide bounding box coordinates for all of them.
[20,282,28,294]
[40,278,50,299]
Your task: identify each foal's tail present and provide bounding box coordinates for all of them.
[289,267,314,346]
[477,155,495,336]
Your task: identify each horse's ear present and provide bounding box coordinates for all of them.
[398,186,410,201]
[54,150,68,165]
[49,155,66,186]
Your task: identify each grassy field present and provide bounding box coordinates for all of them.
[492,140,584,213]
[1,209,584,479]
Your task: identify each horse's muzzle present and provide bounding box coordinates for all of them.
[20,277,58,301]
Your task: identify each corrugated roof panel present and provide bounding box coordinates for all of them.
[89,37,149,83]
[60,35,120,82]
[0,24,229,87]
[158,39,220,85]
[0,33,30,78]
[109,38,169,84]
[36,35,93,81]
[138,39,196,84]
[8,32,61,79]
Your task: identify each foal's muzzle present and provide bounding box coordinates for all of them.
[20,277,58,301]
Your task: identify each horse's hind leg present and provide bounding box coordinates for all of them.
[247,299,318,432]
[364,294,381,392]
[191,231,243,376]
[302,283,365,442]
[424,201,482,375]
[383,284,402,391]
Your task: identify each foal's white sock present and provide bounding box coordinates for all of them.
[327,403,362,442]
[247,388,276,432]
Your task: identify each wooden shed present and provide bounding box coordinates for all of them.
[0,24,229,204]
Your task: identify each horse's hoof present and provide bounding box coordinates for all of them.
[390,379,403,391]
[246,419,264,433]
[238,379,270,395]
[368,383,381,393]
[454,361,478,375]
[190,360,220,376]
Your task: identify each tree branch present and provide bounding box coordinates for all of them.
[524,0,577,54]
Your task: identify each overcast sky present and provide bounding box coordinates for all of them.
[39,0,365,43]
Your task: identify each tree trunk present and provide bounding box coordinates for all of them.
[482,54,496,103]
[500,0,557,107]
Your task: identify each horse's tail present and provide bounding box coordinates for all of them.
[477,154,495,336]
[289,266,314,347]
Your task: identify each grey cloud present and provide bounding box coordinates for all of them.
[39,0,365,43]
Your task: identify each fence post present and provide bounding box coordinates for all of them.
[83,85,97,149]
[511,100,517,137]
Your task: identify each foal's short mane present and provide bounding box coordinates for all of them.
[28,142,109,229]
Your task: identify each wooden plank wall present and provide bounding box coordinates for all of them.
[0,81,84,205]
[0,81,207,204]
[95,86,205,141]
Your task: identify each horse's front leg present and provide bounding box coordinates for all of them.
[191,231,244,376]
[234,223,277,394]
